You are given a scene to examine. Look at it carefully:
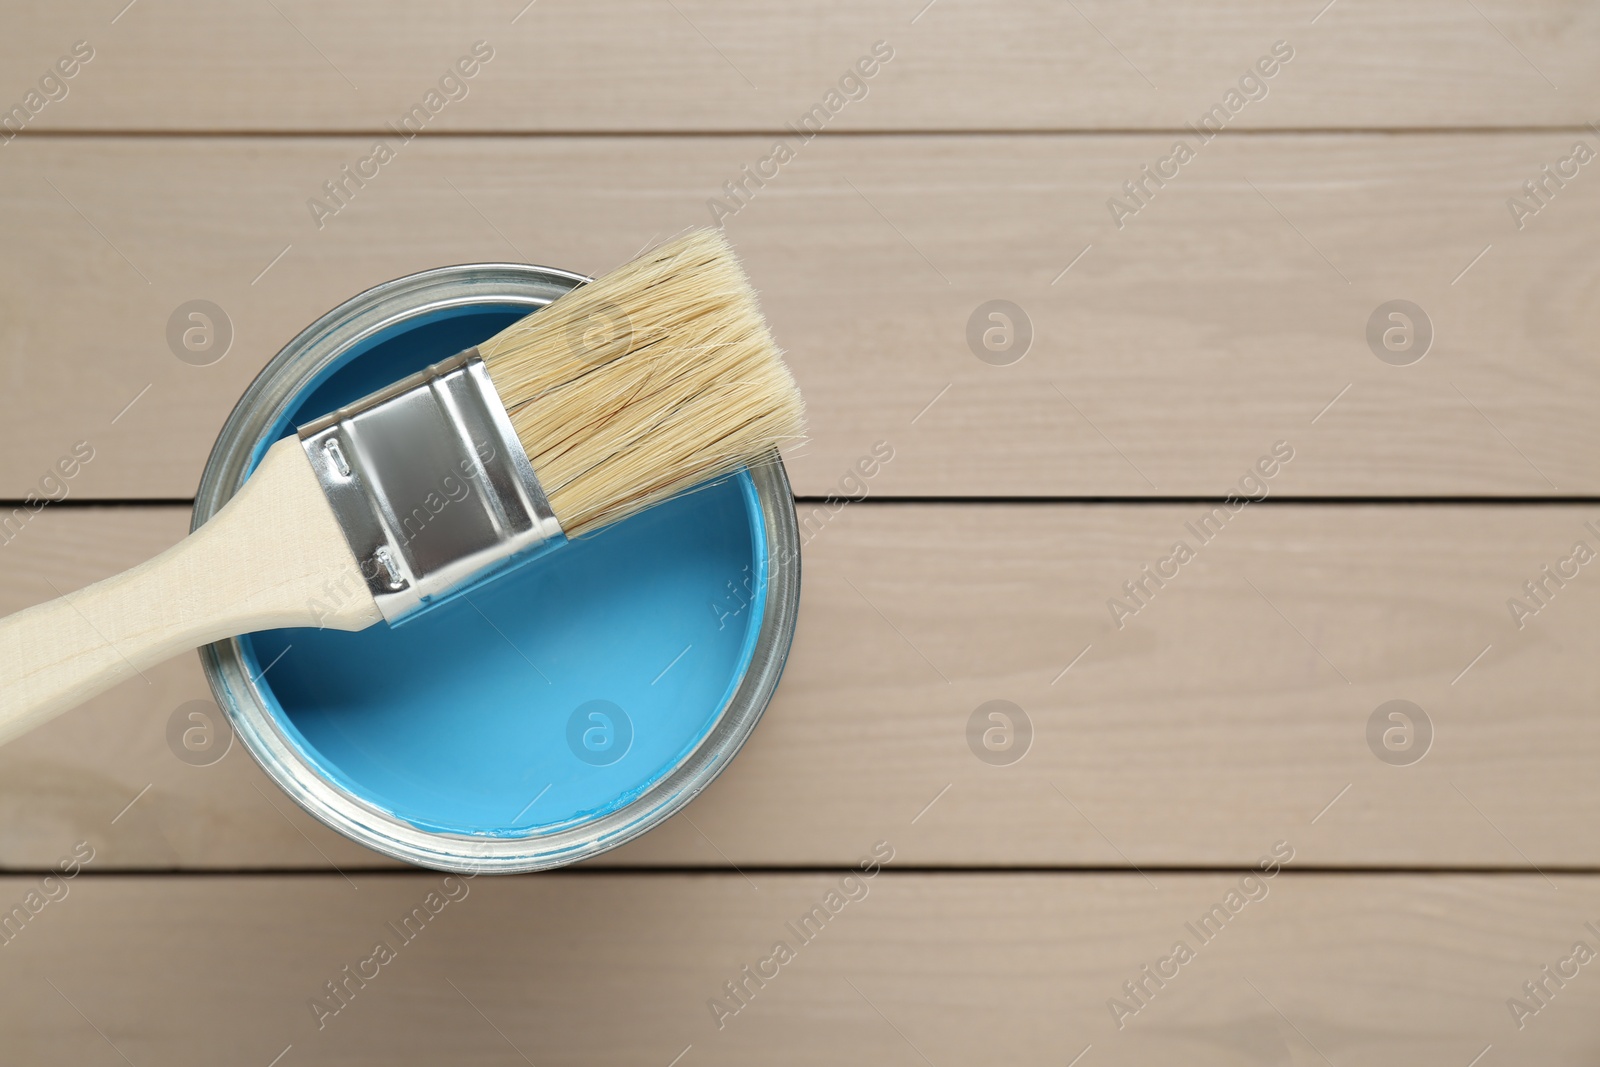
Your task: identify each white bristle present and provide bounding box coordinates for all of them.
[477,230,806,536]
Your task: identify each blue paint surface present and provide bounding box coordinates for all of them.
[237,304,768,836]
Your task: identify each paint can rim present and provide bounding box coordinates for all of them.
[193,262,800,873]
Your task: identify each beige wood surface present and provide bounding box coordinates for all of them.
[2,1,1596,132]
[4,871,1600,1065]
[1,134,1597,499]
[3,1,1598,1058]
[6,502,1599,870]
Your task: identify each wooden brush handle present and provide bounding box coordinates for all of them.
[0,437,381,746]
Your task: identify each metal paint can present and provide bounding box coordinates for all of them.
[193,263,800,873]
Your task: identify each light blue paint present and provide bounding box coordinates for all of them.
[236,304,769,837]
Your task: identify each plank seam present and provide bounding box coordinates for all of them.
[21,496,1600,510]
[3,126,1597,139]
[12,864,1600,878]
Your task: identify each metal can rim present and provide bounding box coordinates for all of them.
[192,262,801,873]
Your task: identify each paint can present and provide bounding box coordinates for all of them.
[193,263,800,873]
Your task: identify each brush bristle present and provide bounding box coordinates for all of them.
[476,230,805,537]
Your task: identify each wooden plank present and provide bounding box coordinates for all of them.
[1,132,1598,499]
[6,502,1600,869]
[5,871,1600,1064]
[2,1,1596,132]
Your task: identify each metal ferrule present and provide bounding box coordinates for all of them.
[297,349,564,625]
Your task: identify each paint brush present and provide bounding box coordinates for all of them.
[0,229,804,746]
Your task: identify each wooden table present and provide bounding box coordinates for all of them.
[2,2,1598,1062]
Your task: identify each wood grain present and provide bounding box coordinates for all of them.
[3,1,1594,1055]
[1,1,1596,132]
[6,502,1600,870]
[1,133,1597,500]
[4,871,1600,1064]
